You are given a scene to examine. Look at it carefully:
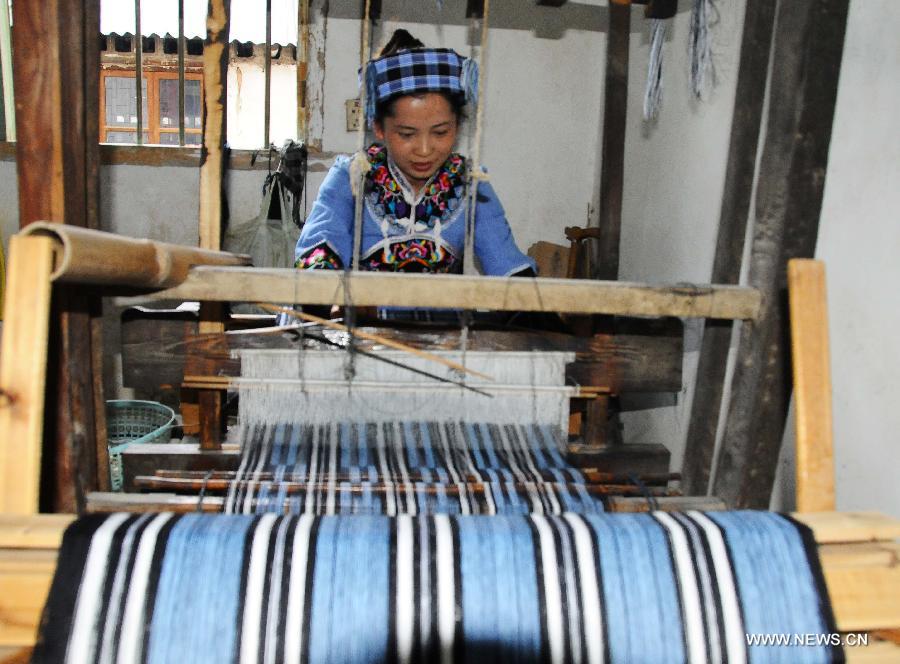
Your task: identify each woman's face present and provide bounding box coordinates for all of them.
[374,92,459,191]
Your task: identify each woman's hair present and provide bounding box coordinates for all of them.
[373,29,467,125]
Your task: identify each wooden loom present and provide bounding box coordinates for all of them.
[0,223,898,658]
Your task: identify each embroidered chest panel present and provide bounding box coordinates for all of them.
[364,144,467,233]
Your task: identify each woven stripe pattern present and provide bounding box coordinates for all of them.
[34,511,840,664]
[224,422,603,516]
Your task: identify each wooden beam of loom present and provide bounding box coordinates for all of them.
[0,510,896,652]
[116,266,761,320]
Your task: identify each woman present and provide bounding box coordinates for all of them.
[293,30,535,278]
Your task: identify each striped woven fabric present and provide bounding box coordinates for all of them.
[34,511,840,664]
[224,421,604,515]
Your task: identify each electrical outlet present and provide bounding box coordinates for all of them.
[345,98,362,131]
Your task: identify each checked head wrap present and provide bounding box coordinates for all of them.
[362,47,479,125]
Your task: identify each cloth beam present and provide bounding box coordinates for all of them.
[33,511,841,664]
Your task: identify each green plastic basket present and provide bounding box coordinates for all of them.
[106,400,175,491]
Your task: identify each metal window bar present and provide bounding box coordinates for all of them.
[263,0,272,149]
[178,0,185,146]
[134,0,143,146]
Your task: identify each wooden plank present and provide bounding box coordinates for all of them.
[0,514,74,550]
[0,236,56,515]
[789,260,835,512]
[827,567,900,632]
[0,550,57,647]
[681,0,778,495]
[712,0,850,509]
[793,512,900,545]
[818,542,900,569]
[594,0,630,280]
[846,640,900,664]
[115,267,761,320]
[607,496,728,513]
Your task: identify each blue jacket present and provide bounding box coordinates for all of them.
[294,145,535,277]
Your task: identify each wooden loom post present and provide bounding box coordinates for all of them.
[789,259,835,513]
[196,0,231,450]
[11,0,106,511]
[0,237,56,515]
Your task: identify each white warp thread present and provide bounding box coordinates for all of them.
[236,349,575,430]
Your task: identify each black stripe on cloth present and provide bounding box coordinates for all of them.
[299,517,322,664]
[526,517,552,663]
[449,516,464,664]
[31,514,111,663]
[548,515,574,664]
[234,515,264,662]
[783,514,846,664]
[673,512,724,664]
[256,515,284,663]
[558,515,590,664]
[425,516,440,662]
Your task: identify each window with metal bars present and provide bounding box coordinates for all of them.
[98,0,302,150]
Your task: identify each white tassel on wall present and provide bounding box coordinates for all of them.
[643,18,669,121]
[689,0,715,99]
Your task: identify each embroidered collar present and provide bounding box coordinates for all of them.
[363,143,467,235]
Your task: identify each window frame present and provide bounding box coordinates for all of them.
[99,69,204,146]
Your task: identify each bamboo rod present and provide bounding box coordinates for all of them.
[263,0,272,149]
[178,0,185,147]
[18,222,249,288]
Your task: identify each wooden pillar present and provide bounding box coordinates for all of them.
[11,0,106,512]
[594,0,630,281]
[712,0,849,509]
[196,0,231,450]
[681,0,777,495]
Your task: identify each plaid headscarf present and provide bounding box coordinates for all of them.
[363,48,479,125]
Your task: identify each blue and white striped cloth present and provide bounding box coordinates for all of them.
[33,511,841,663]
[224,422,604,516]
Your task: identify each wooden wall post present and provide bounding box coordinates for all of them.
[593,0,630,281]
[712,0,849,509]
[196,0,231,450]
[681,0,777,495]
[11,0,106,512]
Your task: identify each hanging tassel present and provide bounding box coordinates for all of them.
[460,58,479,107]
[690,0,715,99]
[643,18,668,121]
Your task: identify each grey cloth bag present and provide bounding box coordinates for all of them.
[225,175,300,314]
